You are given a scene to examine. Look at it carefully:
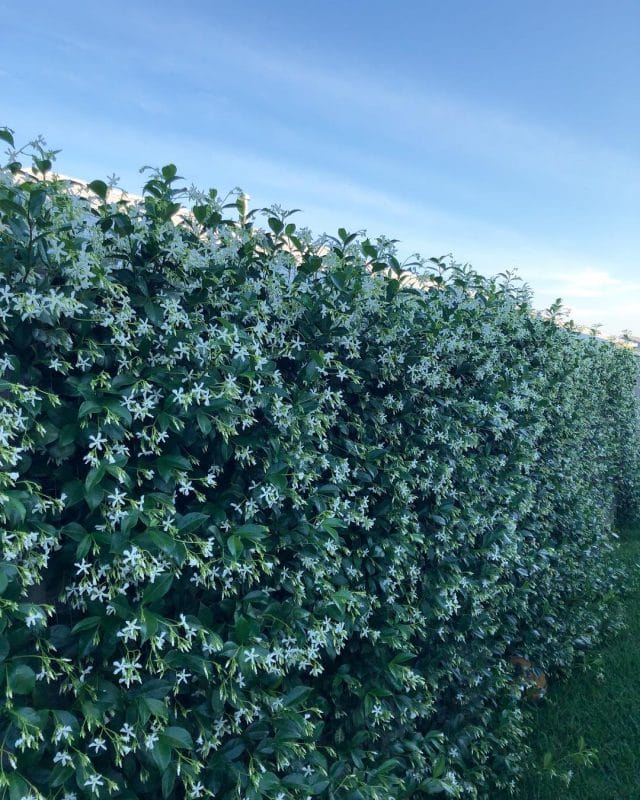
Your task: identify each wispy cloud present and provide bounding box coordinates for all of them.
[548,269,625,299]
[46,4,639,204]
[3,2,638,333]
[127,11,640,197]
[521,267,640,334]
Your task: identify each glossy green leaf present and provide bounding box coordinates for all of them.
[163,726,193,749]
[7,663,36,694]
[142,573,174,604]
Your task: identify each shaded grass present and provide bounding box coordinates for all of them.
[511,525,640,799]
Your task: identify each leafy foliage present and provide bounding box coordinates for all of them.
[0,128,638,800]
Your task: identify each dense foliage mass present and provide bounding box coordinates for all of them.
[0,130,638,800]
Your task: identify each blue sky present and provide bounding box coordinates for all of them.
[1,0,638,334]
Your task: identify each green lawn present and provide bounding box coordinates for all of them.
[511,525,640,799]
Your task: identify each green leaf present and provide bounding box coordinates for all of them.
[141,608,159,640]
[386,277,400,301]
[161,164,178,181]
[8,773,29,800]
[163,726,193,749]
[361,239,378,259]
[80,699,102,725]
[103,398,132,425]
[78,400,102,419]
[156,453,191,481]
[7,663,36,694]
[143,697,169,718]
[222,738,245,760]
[432,755,446,779]
[0,636,9,662]
[85,464,106,492]
[235,523,269,539]
[50,763,75,788]
[58,423,78,447]
[227,535,243,558]
[308,779,330,795]
[258,772,281,792]
[71,616,101,634]
[88,180,108,201]
[283,685,312,707]
[148,529,181,559]
[143,573,174,604]
[418,778,448,795]
[0,198,27,217]
[52,709,80,733]
[192,205,208,224]
[196,411,211,434]
[119,510,139,535]
[84,486,104,511]
[112,212,133,235]
[151,738,172,772]
[15,706,47,728]
[105,464,133,488]
[283,774,312,790]
[0,127,15,147]
[297,255,323,277]
[161,766,177,798]
[28,189,46,217]
[0,563,17,592]
[76,534,92,559]
[5,495,26,526]
[177,512,209,533]
[62,479,84,507]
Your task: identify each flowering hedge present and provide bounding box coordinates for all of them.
[0,130,638,800]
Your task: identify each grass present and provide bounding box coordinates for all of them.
[510,524,640,799]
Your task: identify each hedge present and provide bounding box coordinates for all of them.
[0,130,638,800]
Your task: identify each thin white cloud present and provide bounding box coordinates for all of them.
[5,7,639,335]
[120,11,640,198]
[524,268,640,334]
[47,5,640,201]
[547,269,625,299]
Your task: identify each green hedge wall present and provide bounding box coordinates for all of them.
[0,131,639,800]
